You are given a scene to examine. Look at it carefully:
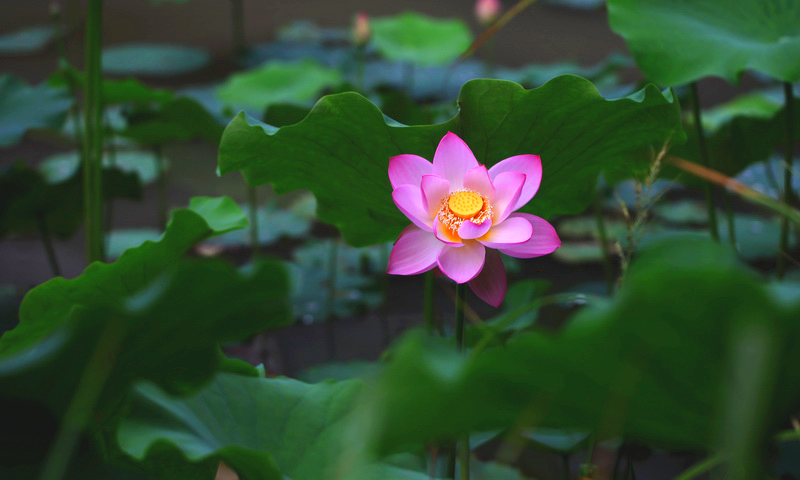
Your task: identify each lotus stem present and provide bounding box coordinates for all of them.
[36,213,61,277]
[83,0,104,263]
[689,81,720,242]
[155,145,168,230]
[247,184,259,258]
[424,271,436,333]
[230,0,246,58]
[39,319,126,480]
[777,82,795,279]
[454,283,469,480]
[594,191,613,294]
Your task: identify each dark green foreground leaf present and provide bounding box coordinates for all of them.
[219,76,683,246]
[0,197,290,417]
[364,237,800,454]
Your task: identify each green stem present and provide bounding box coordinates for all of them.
[39,319,126,480]
[594,193,613,294]
[325,239,339,358]
[356,44,366,93]
[104,112,116,249]
[247,184,259,258]
[455,283,468,480]
[36,213,61,277]
[459,436,470,480]
[673,456,721,480]
[689,81,719,242]
[379,242,391,346]
[83,0,104,263]
[423,271,435,333]
[155,146,167,230]
[722,188,736,247]
[230,0,246,58]
[777,82,795,279]
[561,454,570,480]
[404,63,415,96]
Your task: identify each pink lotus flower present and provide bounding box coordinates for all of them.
[387,132,561,307]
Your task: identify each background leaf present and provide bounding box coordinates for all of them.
[217,60,342,111]
[371,12,472,66]
[608,0,800,84]
[0,74,72,147]
[102,44,211,77]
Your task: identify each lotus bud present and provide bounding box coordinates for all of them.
[475,0,501,26]
[353,12,370,47]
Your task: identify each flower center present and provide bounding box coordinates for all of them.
[437,189,493,234]
[448,191,483,218]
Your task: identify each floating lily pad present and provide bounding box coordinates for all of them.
[608,0,800,84]
[217,60,342,111]
[371,12,472,66]
[105,228,163,259]
[0,25,57,55]
[0,75,72,147]
[39,150,161,185]
[102,44,211,77]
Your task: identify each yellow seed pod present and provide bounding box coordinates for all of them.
[448,191,483,218]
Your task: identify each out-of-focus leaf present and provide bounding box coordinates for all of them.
[371,12,472,66]
[217,60,341,111]
[608,0,800,84]
[219,77,683,246]
[0,74,72,147]
[49,65,174,105]
[119,374,361,480]
[120,96,223,145]
[668,91,800,185]
[0,25,57,55]
[39,150,161,185]
[290,240,387,323]
[105,228,163,259]
[296,360,381,383]
[363,237,800,454]
[0,161,140,238]
[102,44,211,77]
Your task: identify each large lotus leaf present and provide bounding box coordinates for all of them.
[362,237,800,454]
[371,12,472,66]
[120,96,223,145]
[119,373,431,480]
[607,0,800,84]
[0,74,72,147]
[219,76,684,246]
[0,196,248,356]
[102,44,210,77]
[217,60,342,111]
[0,161,140,238]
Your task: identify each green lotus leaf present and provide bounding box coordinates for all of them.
[217,60,342,111]
[0,74,72,147]
[219,76,684,246]
[371,12,472,66]
[608,0,800,84]
[363,237,800,454]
